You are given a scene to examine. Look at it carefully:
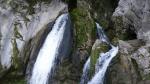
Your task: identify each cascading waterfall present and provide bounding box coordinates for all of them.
[88,46,118,84]
[80,57,90,84]
[81,22,118,84]
[29,13,69,84]
[0,0,67,70]
[96,23,110,45]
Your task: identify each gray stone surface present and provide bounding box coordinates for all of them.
[113,0,150,44]
[0,0,67,77]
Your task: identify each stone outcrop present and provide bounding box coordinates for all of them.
[105,0,150,84]
[1,0,150,84]
[113,0,150,43]
[0,0,67,83]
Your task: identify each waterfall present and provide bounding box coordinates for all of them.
[96,23,110,45]
[80,57,90,84]
[29,13,70,84]
[88,46,118,84]
[81,22,118,84]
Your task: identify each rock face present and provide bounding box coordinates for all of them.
[90,39,110,77]
[0,0,67,81]
[106,40,150,84]
[1,0,150,84]
[106,40,141,84]
[113,0,150,43]
[106,0,150,83]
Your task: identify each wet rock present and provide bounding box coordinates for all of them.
[106,40,141,84]
[113,0,150,43]
[131,46,150,79]
[90,39,110,78]
[106,40,150,84]
[0,0,67,79]
[107,0,150,83]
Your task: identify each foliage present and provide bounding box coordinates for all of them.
[70,8,96,49]
[0,75,26,84]
[90,42,109,77]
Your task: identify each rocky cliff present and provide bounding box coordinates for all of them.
[75,0,150,84]
[1,0,150,84]
[0,0,67,83]
[106,0,150,84]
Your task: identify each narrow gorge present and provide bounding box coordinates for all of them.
[0,0,150,84]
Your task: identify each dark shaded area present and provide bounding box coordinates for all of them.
[87,0,119,43]
[89,0,119,23]
[125,25,137,40]
[62,0,77,11]
[0,65,27,84]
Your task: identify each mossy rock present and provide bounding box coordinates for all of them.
[112,16,137,41]
[90,41,110,77]
[112,16,126,40]
[11,38,22,71]
[111,37,119,46]
[0,75,26,84]
[70,7,96,49]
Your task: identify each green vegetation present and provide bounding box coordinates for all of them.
[70,8,96,49]
[89,0,115,29]
[0,75,26,84]
[90,42,109,77]
[68,2,97,83]
[11,39,20,70]
[11,24,23,70]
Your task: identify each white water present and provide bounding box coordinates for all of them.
[80,57,90,84]
[87,22,118,84]
[30,14,68,84]
[96,23,109,44]
[88,46,118,84]
[0,1,66,70]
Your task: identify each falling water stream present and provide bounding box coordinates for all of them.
[88,46,118,84]
[80,57,90,84]
[80,22,118,84]
[29,13,69,84]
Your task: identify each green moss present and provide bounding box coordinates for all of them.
[144,74,150,80]
[11,25,23,70]
[68,4,97,83]
[0,76,26,84]
[111,37,119,46]
[11,39,20,70]
[90,47,101,76]
[89,0,117,29]
[90,42,109,77]
[70,8,96,49]
[100,19,109,29]
[113,16,128,40]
